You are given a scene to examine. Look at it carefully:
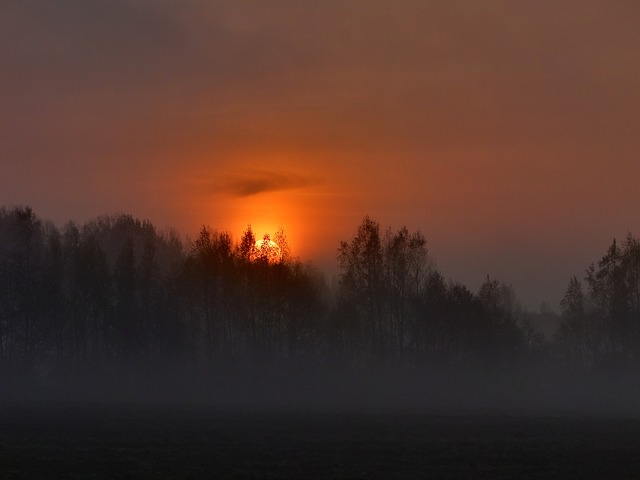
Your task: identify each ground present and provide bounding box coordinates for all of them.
[2,406,640,479]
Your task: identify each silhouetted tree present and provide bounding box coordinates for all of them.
[113,237,138,361]
[556,276,592,369]
[384,226,430,362]
[337,217,447,366]
[557,234,640,371]
[0,207,45,373]
[586,239,631,367]
[274,227,291,264]
[338,216,385,361]
[476,276,524,366]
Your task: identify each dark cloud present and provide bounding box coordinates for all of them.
[209,171,319,197]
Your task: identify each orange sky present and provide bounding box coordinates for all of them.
[3,1,640,308]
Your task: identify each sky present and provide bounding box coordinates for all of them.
[2,0,640,309]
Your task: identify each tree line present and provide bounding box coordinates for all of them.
[556,234,640,371]
[0,205,637,394]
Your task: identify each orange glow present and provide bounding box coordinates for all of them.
[178,148,369,266]
[228,193,296,253]
[189,154,333,259]
[8,0,640,313]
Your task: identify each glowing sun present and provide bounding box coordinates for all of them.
[255,237,281,262]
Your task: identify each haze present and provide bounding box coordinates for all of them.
[3,0,640,308]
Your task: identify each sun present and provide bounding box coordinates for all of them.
[255,238,279,250]
[237,223,291,263]
[255,236,281,262]
[255,238,280,254]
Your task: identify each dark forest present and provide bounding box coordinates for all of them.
[2,205,640,411]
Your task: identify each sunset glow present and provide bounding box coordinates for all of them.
[4,1,640,309]
[225,195,296,254]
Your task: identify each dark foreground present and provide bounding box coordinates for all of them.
[2,406,640,479]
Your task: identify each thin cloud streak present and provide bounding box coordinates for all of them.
[207,171,320,198]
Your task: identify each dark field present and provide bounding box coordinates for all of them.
[2,406,640,479]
